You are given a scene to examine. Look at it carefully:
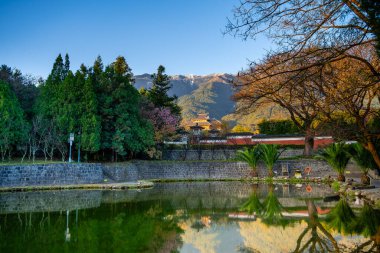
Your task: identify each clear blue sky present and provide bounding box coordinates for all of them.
[0,0,271,78]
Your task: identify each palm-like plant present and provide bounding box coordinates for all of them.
[260,144,280,177]
[325,198,356,234]
[236,145,261,177]
[317,143,350,182]
[349,143,377,185]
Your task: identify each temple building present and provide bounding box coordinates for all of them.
[183,113,222,131]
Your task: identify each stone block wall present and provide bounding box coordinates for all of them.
[131,159,336,180]
[162,149,304,161]
[0,163,103,187]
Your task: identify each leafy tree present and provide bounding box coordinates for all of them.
[0,65,39,121]
[99,56,154,159]
[236,146,261,177]
[80,76,101,153]
[258,119,299,135]
[148,65,181,115]
[140,99,180,143]
[227,0,380,159]
[317,143,351,182]
[231,124,250,133]
[0,81,28,161]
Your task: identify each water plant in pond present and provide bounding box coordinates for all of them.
[348,143,377,185]
[236,146,261,177]
[317,143,350,182]
[260,144,280,177]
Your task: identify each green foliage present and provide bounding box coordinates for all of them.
[331,181,340,192]
[326,198,356,234]
[33,54,155,161]
[148,65,181,115]
[348,143,377,173]
[260,144,280,176]
[236,146,261,173]
[0,81,28,160]
[317,143,351,178]
[258,119,299,135]
[240,191,263,214]
[353,203,380,237]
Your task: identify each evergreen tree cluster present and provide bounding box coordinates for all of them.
[0,55,180,162]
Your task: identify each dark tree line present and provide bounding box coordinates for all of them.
[0,55,180,162]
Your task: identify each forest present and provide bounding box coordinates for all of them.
[0,55,180,162]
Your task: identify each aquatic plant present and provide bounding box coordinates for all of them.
[317,143,350,182]
[236,146,262,177]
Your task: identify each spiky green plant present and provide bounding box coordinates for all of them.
[236,146,261,177]
[349,143,377,185]
[353,203,380,237]
[261,184,288,227]
[317,143,351,182]
[326,198,356,234]
[260,144,280,177]
[240,191,263,215]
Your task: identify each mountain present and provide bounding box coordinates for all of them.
[134,73,290,128]
[134,73,236,120]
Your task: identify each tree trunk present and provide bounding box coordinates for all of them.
[268,169,274,177]
[251,169,258,178]
[337,173,345,182]
[304,128,314,156]
[365,141,380,171]
[361,173,370,185]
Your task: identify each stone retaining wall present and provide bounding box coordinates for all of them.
[162,149,304,161]
[0,163,103,187]
[131,159,336,180]
[0,159,343,188]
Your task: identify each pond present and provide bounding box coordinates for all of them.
[0,182,379,253]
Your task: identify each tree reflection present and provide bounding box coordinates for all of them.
[326,198,356,234]
[351,203,380,252]
[240,184,290,227]
[293,200,339,253]
[261,184,286,226]
[240,184,263,215]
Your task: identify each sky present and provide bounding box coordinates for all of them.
[0,0,271,78]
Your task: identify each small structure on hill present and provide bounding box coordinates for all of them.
[184,113,222,131]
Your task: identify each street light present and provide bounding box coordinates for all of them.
[68,133,74,163]
[77,130,81,163]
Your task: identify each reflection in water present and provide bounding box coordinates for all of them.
[0,182,378,252]
[293,200,339,252]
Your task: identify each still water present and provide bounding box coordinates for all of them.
[0,182,379,253]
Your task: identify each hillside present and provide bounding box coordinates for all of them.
[134,73,236,120]
[134,73,290,127]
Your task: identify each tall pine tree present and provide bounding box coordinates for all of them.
[148,65,181,115]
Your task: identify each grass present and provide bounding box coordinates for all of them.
[0,159,65,166]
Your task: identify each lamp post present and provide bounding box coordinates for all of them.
[68,133,74,163]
